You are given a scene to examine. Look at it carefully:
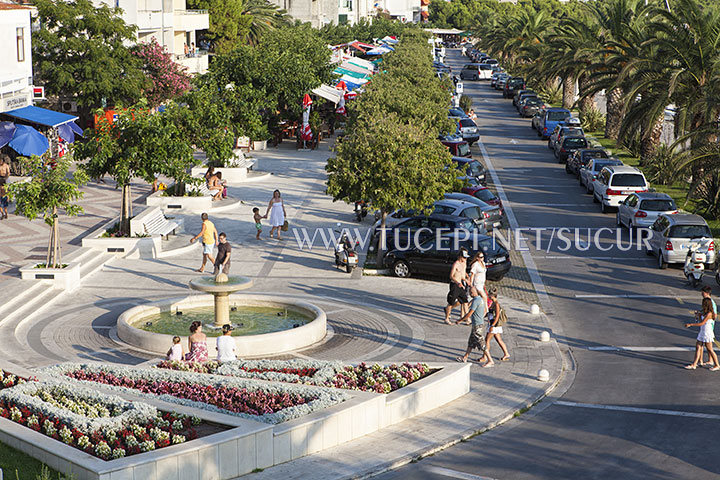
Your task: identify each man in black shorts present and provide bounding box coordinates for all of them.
[213,232,231,275]
[444,248,470,325]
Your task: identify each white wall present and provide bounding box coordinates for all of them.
[0,8,32,95]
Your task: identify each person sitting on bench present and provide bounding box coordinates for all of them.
[207,171,225,201]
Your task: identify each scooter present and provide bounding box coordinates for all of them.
[335,229,360,274]
[354,201,368,222]
[684,238,711,288]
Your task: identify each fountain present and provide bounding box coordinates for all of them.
[188,274,253,326]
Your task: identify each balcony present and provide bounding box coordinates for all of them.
[174,9,209,32]
[176,51,209,74]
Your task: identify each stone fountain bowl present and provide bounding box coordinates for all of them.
[188,275,253,294]
[116,294,326,358]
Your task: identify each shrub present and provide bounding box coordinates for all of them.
[535,83,562,105]
[644,144,684,186]
[459,94,473,113]
[693,172,720,219]
[580,107,605,132]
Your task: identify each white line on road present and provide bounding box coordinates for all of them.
[536,256,648,260]
[478,138,554,314]
[587,346,694,351]
[425,465,498,480]
[575,294,697,299]
[555,401,720,420]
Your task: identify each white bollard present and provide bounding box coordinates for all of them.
[530,304,540,315]
[539,331,551,342]
[537,369,550,382]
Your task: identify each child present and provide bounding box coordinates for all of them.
[166,336,183,361]
[0,179,8,220]
[253,207,267,240]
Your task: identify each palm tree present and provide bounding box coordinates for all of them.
[240,0,291,46]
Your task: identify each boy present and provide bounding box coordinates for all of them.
[253,207,267,240]
[216,324,236,362]
[213,232,231,275]
[0,179,8,220]
[166,336,183,361]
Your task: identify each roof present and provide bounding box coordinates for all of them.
[634,192,673,199]
[547,107,571,112]
[0,3,32,9]
[425,28,467,35]
[2,105,78,127]
[663,213,708,225]
[603,165,642,173]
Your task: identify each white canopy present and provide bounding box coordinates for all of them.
[312,84,343,104]
[340,61,372,75]
[344,56,375,71]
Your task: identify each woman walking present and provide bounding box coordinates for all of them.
[265,190,287,240]
[481,287,510,367]
[684,296,720,371]
[185,321,208,362]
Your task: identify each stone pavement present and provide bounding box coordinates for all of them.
[0,137,567,479]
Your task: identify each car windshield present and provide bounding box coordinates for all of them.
[669,224,712,239]
[640,199,676,211]
[583,151,608,160]
[593,161,622,172]
[459,119,475,128]
[458,237,506,256]
[466,161,484,176]
[547,111,570,121]
[564,138,587,148]
[459,219,476,231]
[461,208,481,219]
[562,128,583,136]
[457,143,470,156]
[525,99,543,105]
[479,65,493,70]
[449,108,465,117]
[474,189,495,202]
[610,173,645,187]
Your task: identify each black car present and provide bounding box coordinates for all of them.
[373,214,478,254]
[384,232,512,280]
[555,136,588,163]
[451,156,486,184]
[503,77,526,98]
[519,98,545,118]
[566,148,609,176]
[513,89,536,108]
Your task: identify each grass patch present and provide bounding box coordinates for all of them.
[0,440,65,479]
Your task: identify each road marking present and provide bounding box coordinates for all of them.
[509,139,518,144]
[555,401,720,420]
[478,138,554,314]
[536,256,648,260]
[575,294,696,299]
[587,346,694,351]
[425,465,498,480]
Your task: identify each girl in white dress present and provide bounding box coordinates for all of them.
[685,297,720,370]
[265,190,287,240]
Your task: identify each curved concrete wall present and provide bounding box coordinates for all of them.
[117,294,327,358]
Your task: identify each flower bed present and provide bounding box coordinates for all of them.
[154,359,434,394]
[41,363,350,424]
[0,379,200,460]
[0,369,32,391]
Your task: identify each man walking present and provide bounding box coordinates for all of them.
[0,156,10,183]
[190,212,218,272]
[213,232,231,275]
[444,248,470,325]
[456,286,487,363]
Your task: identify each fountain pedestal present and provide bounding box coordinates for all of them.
[189,275,253,326]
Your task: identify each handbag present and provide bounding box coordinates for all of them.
[281,220,289,232]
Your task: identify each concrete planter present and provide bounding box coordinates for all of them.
[252,139,268,151]
[117,294,327,358]
[146,189,213,214]
[81,219,163,259]
[19,261,81,291]
[190,166,249,184]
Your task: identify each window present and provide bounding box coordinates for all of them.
[669,225,712,239]
[16,27,24,62]
[640,199,675,211]
[610,174,646,187]
[547,111,570,121]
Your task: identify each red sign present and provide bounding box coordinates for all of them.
[32,86,44,99]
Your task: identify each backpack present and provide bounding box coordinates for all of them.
[496,305,508,327]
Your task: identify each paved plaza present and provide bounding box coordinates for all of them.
[0,135,566,478]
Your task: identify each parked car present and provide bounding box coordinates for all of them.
[554,136,588,163]
[440,136,472,158]
[513,90,537,108]
[458,118,479,145]
[549,125,584,151]
[580,158,624,192]
[481,58,499,66]
[616,192,678,229]
[373,213,480,254]
[496,75,509,90]
[531,109,547,130]
[566,148,609,176]
[592,165,649,213]
[443,193,503,231]
[646,213,715,268]
[539,108,571,139]
[519,98,546,118]
[503,77,526,98]
[490,72,508,88]
[462,185,503,209]
[460,63,493,81]
[383,231,511,280]
[452,156,486,184]
[448,107,468,121]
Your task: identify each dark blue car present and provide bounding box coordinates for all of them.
[540,108,571,139]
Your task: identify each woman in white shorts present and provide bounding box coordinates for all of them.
[685,297,720,370]
[481,287,510,367]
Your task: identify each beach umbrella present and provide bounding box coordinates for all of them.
[0,121,16,148]
[57,122,76,143]
[300,94,313,148]
[8,124,49,156]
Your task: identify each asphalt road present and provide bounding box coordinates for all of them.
[373,50,720,480]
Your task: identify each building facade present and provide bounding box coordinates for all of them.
[94,0,210,74]
[0,3,32,113]
[273,0,419,27]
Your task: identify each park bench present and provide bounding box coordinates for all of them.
[130,206,183,239]
[188,182,216,197]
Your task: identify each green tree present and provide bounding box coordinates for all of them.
[7,155,87,269]
[32,0,147,113]
[76,105,195,234]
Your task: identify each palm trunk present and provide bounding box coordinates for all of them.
[46,206,61,268]
[562,75,575,109]
[375,210,388,268]
[640,114,664,164]
[604,87,624,141]
[577,74,594,113]
[120,183,132,235]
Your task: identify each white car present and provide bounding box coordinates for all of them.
[580,158,623,192]
[592,165,649,213]
[616,192,678,229]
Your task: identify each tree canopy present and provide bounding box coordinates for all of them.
[132,39,191,108]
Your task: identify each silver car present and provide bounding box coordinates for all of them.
[443,193,503,231]
[580,158,623,193]
[616,192,677,229]
[374,199,487,231]
[646,213,715,268]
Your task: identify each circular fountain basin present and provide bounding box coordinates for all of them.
[117,294,326,358]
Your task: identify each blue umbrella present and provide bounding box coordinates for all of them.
[69,121,83,136]
[0,121,15,148]
[9,125,49,156]
[58,123,75,143]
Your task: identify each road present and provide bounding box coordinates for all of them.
[373,50,720,479]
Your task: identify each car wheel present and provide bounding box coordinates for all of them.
[646,246,653,256]
[531,123,536,130]
[658,251,668,269]
[586,183,593,194]
[616,213,622,226]
[565,164,572,174]
[393,260,411,278]
[601,202,609,213]
[593,192,599,203]
[547,141,553,149]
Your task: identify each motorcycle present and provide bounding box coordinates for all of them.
[354,201,368,222]
[684,238,712,288]
[335,229,360,274]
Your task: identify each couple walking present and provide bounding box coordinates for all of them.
[685,286,720,371]
[190,213,231,274]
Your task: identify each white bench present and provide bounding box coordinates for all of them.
[188,182,216,197]
[227,149,257,171]
[130,206,183,239]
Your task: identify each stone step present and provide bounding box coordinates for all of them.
[78,251,115,281]
[0,285,62,330]
[0,280,47,321]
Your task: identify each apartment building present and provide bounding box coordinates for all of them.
[274,0,419,27]
[0,3,32,113]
